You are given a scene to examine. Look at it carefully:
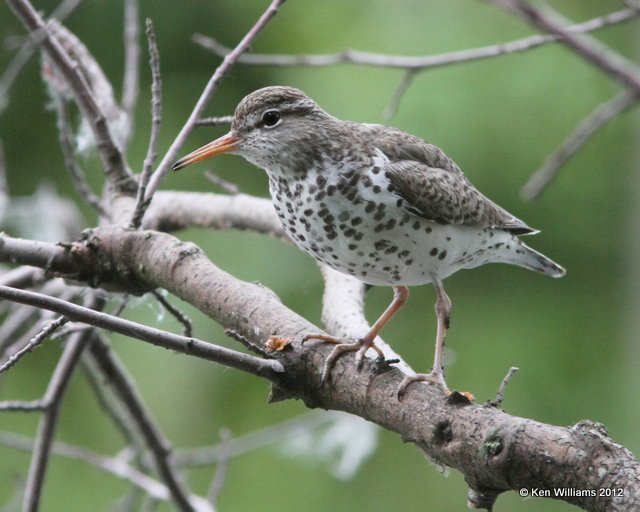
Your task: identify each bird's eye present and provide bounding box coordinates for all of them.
[261,110,282,128]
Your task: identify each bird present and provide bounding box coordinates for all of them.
[172,86,565,397]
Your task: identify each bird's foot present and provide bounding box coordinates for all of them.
[301,333,385,384]
[397,369,449,400]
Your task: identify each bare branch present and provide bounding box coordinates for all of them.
[522,88,638,199]
[0,0,84,112]
[0,284,285,381]
[87,333,208,512]
[144,0,287,202]
[0,400,46,411]
[206,429,231,506]
[196,115,234,126]
[0,266,46,289]
[143,191,283,235]
[6,0,135,194]
[203,170,241,195]
[131,18,163,229]
[53,94,108,216]
[493,0,640,94]
[192,6,640,71]
[384,69,416,119]
[22,300,99,512]
[150,290,192,337]
[121,0,141,144]
[0,315,69,374]
[0,431,173,502]
[487,366,519,407]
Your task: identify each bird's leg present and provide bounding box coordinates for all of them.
[303,286,409,383]
[397,275,451,399]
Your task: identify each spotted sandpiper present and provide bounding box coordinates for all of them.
[173,86,565,396]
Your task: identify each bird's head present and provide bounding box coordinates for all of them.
[172,86,331,173]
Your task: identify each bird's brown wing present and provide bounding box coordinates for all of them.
[357,124,536,234]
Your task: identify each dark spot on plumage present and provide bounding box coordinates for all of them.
[375,239,390,250]
[374,224,384,233]
[446,236,451,241]
[325,214,335,224]
[343,228,356,237]
[353,232,363,241]
[387,183,395,192]
[338,211,350,222]
[405,259,414,265]
[348,244,357,251]
[383,266,391,272]
[316,175,327,187]
[398,250,410,258]
[439,250,447,260]
[372,185,382,194]
[327,185,337,196]
[315,190,326,201]
[385,245,398,254]
[357,251,365,257]
[364,202,376,214]
[430,248,438,256]
[327,232,337,240]
[318,207,329,218]
[303,208,313,217]
[399,214,411,227]
[396,198,404,208]
[412,221,421,230]
[374,210,385,221]
[308,184,317,195]
[372,167,381,174]
[351,217,363,226]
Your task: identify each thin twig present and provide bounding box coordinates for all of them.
[0,431,172,501]
[192,6,640,71]
[88,334,205,512]
[224,329,271,358]
[522,89,639,199]
[206,429,232,506]
[144,0,287,202]
[0,400,46,411]
[121,0,141,145]
[131,18,162,229]
[487,367,520,407]
[494,0,640,94]
[22,306,99,512]
[0,285,285,380]
[7,0,134,193]
[203,170,241,195]
[0,316,69,374]
[0,0,84,111]
[0,138,7,209]
[196,115,234,126]
[53,94,108,216]
[384,69,416,119]
[151,290,193,337]
[176,411,339,466]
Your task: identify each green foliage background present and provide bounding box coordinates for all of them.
[1,1,638,510]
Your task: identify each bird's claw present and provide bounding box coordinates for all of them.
[397,370,449,400]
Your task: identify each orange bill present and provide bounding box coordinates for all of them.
[172,132,238,171]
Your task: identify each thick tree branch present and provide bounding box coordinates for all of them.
[1,226,637,510]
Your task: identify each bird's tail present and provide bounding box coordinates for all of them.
[514,241,566,278]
